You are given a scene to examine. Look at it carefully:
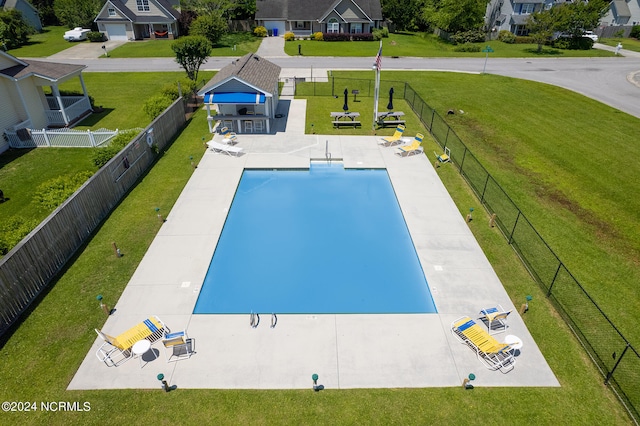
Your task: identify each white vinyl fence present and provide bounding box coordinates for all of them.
[5,128,118,149]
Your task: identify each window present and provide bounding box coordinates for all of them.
[351,23,362,34]
[514,25,529,36]
[108,7,116,16]
[327,18,339,33]
[520,3,535,14]
[136,0,150,12]
[295,21,305,29]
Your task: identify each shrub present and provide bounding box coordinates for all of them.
[143,94,174,120]
[453,43,481,52]
[87,31,105,42]
[313,32,323,41]
[161,83,180,100]
[33,171,94,211]
[284,31,295,41]
[630,25,640,39]
[450,30,485,44]
[498,30,516,44]
[189,14,227,44]
[372,27,389,40]
[552,36,593,50]
[253,26,267,37]
[352,33,374,41]
[91,129,139,168]
[515,36,534,44]
[0,216,39,255]
[322,32,351,41]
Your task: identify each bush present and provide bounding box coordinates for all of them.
[253,26,267,37]
[515,36,534,44]
[87,31,105,42]
[453,43,481,52]
[313,32,323,41]
[284,31,295,41]
[0,216,39,255]
[143,94,174,120]
[33,171,94,211]
[498,30,516,44]
[322,32,351,41]
[630,25,640,39]
[450,30,485,44]
[372,27,389,40]
[91,129,139,168]
[352,33,374,41]
[189,14,227,44]
[552,36,593,50]
[161,83,180,101]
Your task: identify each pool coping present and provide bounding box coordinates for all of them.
[69,99,559,390]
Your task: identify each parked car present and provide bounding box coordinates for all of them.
[583,31,598,42]
[63,28,90,42]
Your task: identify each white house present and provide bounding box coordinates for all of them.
[198,54,281,134]
[0,51,91,153]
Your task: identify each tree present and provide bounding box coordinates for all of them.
[30,0,59,26]
[554,0,608,39]
[53,0,102,29]
[0,9,34,50]
[527,8,557,53]
[171,36,211,82]
[190,13,228,44]
[381,0,426,31]
[422,0,488,34]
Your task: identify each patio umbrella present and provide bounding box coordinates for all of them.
[343,88,349,112]
[387,87,394,111]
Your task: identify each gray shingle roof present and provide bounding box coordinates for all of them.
[200,53,281,95]
[256,0,382,21]
[0,59,86,81]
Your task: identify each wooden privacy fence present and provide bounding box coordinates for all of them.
[0,99,186,337]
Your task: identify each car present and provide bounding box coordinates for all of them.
[63,27,90,42]
[583,31,598,42]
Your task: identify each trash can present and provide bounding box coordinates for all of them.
[273,28,278,37]
[268,29,273,36]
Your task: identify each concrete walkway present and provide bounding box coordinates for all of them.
[69,96,559,390]
[256,35,286,58]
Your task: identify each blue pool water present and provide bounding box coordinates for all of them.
[193,162,437,314]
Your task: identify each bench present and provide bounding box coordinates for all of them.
[333,121,361,128]
[377,120,406,127]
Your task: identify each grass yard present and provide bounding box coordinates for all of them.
[93,32,262,58]
[598,37,640,53]
[0,105,631,424]
[327,71,640,346]
[6,26,73,58]
[284,32,615,57]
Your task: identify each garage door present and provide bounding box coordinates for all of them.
[104,24,127,41]
[263,21,285,36]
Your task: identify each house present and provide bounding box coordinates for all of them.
[198,53,281,134]
[601,0,640,26]
[255,0,383,36]
[0,51,92,153]
[485,0,551,36]
[0,0,42,32]
[94,0,181,41]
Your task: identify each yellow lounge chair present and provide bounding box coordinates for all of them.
[378,124,406,146]
[397,133,424,156]
[451,316,515,373]
[479,304,512,334]
[95,315,166,367]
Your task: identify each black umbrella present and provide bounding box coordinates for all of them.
[387,87,394,111]
[343,88,349,112]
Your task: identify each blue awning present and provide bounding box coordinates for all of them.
[203,92,266,104]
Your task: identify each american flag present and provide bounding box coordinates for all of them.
[375,42,382,71]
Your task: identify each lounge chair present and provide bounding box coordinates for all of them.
[95,315,166,367]
[396,133,424,156]
[222,133,238,145]
[479,304,512,334]
[451,316,515,373]
[207,140,243,156]
[436,147,451,163]
[219,126,231,135]
[378,124,406,146]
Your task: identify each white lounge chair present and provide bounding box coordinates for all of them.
[207,140,243,157]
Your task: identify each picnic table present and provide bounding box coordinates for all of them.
[331,112,361,128]
[376,111,406,127]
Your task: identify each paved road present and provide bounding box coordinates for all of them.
[32,41,640,119]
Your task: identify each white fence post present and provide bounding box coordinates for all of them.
[88,130,96,147]
[43,129,51,147]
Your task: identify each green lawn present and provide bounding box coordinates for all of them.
[6,26,77,58]
[93,32,262,58]
[599,37,640,53]
[284,32,615,57]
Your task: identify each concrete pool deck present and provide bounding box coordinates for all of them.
[69,99,559,391]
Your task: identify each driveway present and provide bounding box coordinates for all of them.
[47,40,126,60]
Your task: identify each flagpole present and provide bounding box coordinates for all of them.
[373,40,382,131]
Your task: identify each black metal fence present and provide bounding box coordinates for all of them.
[402,82,639,424]
[0,99,187,337]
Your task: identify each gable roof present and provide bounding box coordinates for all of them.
[255,0,382,21]
[199,53,281,96]
[0,53,86,82]
[95,0,180,23]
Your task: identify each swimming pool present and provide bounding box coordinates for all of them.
[193,162,437,314]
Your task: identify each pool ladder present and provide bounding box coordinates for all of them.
[325,140,331,163]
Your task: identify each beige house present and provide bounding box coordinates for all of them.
[95,0,181,42]
[0,51,91,153]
